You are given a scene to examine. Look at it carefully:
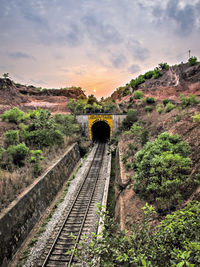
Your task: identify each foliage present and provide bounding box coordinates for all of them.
[165,102,176,113]
[188,56,198,66]
[145,97,155,104]
[29,150,44,175]
[0,107,25,123]
[180,94,199,108]
[133,132,192,211]
[122,87,131,96]
[162,99,171,106]
[0,147,5,160]
[76,202,200,266]
[2,73,9,79]
[156,104,163,114]
[145,106,153,112]
[23,109,64,147]
[4,130,19,146]
[55,114,80,136]
[191,112,200,124]
[130,75,145,89]
[144,70,154,79]
[152,67,162,79]
[134,90,144,99]
[7,143,29,165]
[122,109,137,129]
[159,62,170,70]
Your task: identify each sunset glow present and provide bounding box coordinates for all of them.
[0,1,200,98]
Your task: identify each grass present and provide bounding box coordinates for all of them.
[107,153,116,218]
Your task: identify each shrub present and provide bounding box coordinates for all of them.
[134,90,144,99]
[192,112,200,124]
[29,150,44,175]
[122,87,130,96]
[4,130,19,146]
[156,104,163,114]
[165,102,176,112]
[0,147,5,160]
[162,99,171,106]
[180,94,199,108]
[130,75,145,89]
[140,129,149,146]
[145,106,153,112]
[122,109,137,129]
[133,132,191,211]
[7,143,29,165]
[153,67,162,79]
[145,97,155,104]
[144,70,154,79]
[188,56,198,66]
[159,62,170,70]
[125,162,131,170]
[1,107,24,123]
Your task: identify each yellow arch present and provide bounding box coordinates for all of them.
[88,114,113,140]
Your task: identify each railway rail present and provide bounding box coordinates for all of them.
[41,143,105,266]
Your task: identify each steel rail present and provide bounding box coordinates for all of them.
[41,143,105,267]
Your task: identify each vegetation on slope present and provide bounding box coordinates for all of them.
[0,107,89,211]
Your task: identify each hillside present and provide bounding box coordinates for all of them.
[0,78,86,114]
[110,61,200,230]
[110,62,200,104]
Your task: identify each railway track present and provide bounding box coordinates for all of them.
[41,143,105,267]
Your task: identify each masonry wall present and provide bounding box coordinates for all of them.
[0,144,80,267]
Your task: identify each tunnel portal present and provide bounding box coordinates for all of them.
[91,121,110,142]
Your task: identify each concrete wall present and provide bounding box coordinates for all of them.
[0,144,80,267]
[112,115,126,134]
[76,114,126,138]
[76,115,89,136]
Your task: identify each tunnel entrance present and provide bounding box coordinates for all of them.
[91,121,110,142]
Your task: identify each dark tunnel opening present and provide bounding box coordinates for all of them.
[91,121,110,143]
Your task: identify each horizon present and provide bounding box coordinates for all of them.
[1,0,200,98]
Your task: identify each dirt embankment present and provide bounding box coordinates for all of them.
[115,104,200,229]
[0,79,86,114]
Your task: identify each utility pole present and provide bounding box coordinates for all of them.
[188,50,191,59]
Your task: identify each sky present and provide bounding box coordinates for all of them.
[0,0,200,98]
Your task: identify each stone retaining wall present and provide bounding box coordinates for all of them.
[0,143,80,267]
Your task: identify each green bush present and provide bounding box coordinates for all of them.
[125,162,131,170]
[130,75,145,89]
[156,104,163,114]
[145,106,153,112]
[29,150,44,175]
[122,109,137,129]
[180,94,199,108]
[165,102,176,112]
[75,202,200,266]
[159,62,170,70]
[24,110,64,147]
[162,99,171,106]
[188,56,198,66]
[144,70,154,79]
[7,143,29,165]
[4,130,19,146]
[0,147,5,160]
[145,97,155,104]
[1,107,24,123]
[122,87,130,96]
[153,67,162,79]
[134,90,144,99]
[192,112,200,124]
[133,132,191,211]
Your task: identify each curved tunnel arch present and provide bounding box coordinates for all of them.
[91,120,110,143]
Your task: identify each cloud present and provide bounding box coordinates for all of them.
[7,51,35,60]
[128,64,140,74]
[110,54,127,68]
[152,0,200,36]
[127,40,150,61]
[81,14,122,46]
